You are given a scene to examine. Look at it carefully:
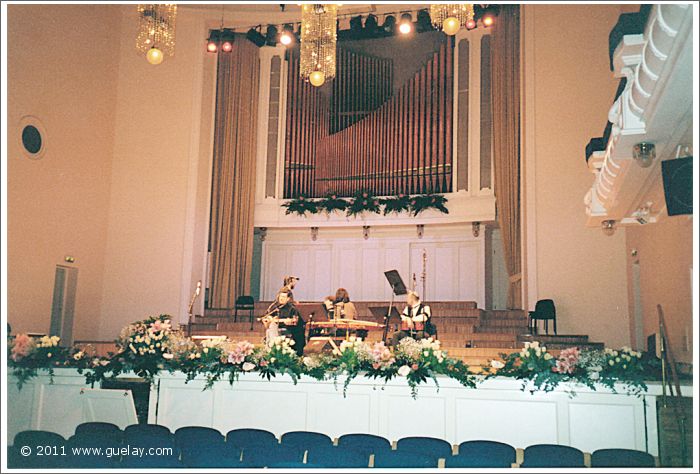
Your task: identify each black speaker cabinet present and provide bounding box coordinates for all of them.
[661,156,693,216]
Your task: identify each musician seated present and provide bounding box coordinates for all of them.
[391,291,432,347]
[262,289,305,356]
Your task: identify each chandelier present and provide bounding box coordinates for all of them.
[300,4,338,87]
[429,4,475,36]
[136,4,178,65]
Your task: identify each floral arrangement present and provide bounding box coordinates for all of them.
[490,342,647,396]
[317,193,349,215]
[381,194,412,215]
[7,316,650,399]
[282,195,319,217]
[409,193,449,216]
[347,190,382,217]
[8,335,68,388]
[109,314,176,384]
[255,336,302,382]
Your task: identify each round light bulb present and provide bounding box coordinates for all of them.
[221,41,233,52]
[206,41,218,53]
[442,17,461,35]
[309,70,325,87]
[465,19,477,30]
[483,15,494,27]
[398,21,412,35]
[280,32,293,46]
[146,47,164,65]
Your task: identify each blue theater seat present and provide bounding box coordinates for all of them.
[372,450,439,468]
[174,425,224,451]
[226,428,278,449]
[281,430,333,449]
[337,433,392,455]
[242,443,305,468]
[396,436,453,459]
[74,421,123,442]
[591,448,656,467]
[521,444,585,467]
[181,440,242,468]
[306,445,370,468]
[447,440,516,468]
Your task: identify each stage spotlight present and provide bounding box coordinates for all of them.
[364,14,379,33]
[246,27,266,47]
[482,12,495,27]
[399,12,413,35]
[465,18,477,30]
[382,15,396,33]
[265,25,278,45]
[349,15,364,37]
[280,24,295,45]
[416,9,434,32]
[221,40,233,52]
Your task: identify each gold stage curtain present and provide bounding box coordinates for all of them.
[209,40,260,308]
[491,5,522,309]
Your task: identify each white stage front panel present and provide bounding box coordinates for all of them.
[9,369,682,458]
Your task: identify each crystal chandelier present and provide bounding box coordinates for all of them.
[136,4,178,65]
[300,4,338,87]
[429,4,475,36]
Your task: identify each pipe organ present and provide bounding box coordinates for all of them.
[283,38,454,198]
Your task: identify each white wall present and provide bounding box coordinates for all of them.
[260,224,485,305]
[7,4,121,339]
[522,4,632,347]
[97,7,212,338]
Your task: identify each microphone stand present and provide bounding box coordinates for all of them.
[382,283,397,344]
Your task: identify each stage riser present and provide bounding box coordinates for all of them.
[10,369,677,458]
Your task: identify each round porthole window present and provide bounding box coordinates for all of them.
[19,116,47,160]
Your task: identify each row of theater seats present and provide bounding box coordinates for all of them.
[7,422,657,468]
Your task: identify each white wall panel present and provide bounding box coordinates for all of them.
[261,225,486,304]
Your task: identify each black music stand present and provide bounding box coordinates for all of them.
[295,302,326,341]
[382,270,408,343]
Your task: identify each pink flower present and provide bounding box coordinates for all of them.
[11,334,32,361]
[228,351,245,364]
[553,347,580,374]
[259,360,268,367]
[411,363,419,371]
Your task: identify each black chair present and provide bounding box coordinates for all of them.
[234,296,255,329]
[591,448,656,467]
[529,299,557,335]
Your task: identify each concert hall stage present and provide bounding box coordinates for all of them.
[8,368,687,457]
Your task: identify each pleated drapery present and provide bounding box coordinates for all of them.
[491,5,522,309]
[209,40,260,308]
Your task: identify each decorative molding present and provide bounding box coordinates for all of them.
[585,4,692,226]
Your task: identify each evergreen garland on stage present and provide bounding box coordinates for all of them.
[282,195,319,216]
[409,193,449,216]
[346,190,382,217]
[317,193,349,215]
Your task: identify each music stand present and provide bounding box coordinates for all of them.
[382,270,408,343]
[295,302,326,341]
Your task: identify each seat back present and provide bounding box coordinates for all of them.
[591,448,655,467]
[242,444,304,467]
[124,423,171,438]
[281,430,333,449]
[181,441,242,468]
[337,433,391,455]
[522,444,584,467]
[74,421,123,442]
[449,440,516,468]
[235,295,255,308]
[533,299,556,319]
[372,450,438,468]
[396,436,453,459]
[174,426,224,450]
[14,430,66,448]
[306,446,370,468]
[226,428,278,449]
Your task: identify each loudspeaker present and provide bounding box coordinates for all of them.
[661,157,693,216]
[304,337,339,354]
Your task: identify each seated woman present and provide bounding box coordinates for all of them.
[333,288,368,340]
[261,289,305,356]
[391,291,432,347]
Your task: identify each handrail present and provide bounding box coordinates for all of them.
[656,304,688,466]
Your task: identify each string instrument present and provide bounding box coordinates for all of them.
[400,317,425,332]
[257,309,298,327]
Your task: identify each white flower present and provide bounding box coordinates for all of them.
[423,350,429,357]
[100,360,110,366]
[203,347,209,354]
[163,353,174,359]
[544,353,553,360]
[397,365,411,377]
[242,362,255,371]
[73,351,84,360]
[490,360,505,369]
[589,371,600,380]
